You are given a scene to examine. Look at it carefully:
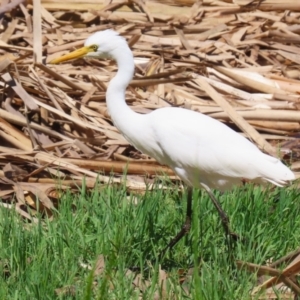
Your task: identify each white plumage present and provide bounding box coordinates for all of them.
[135,107,294,190]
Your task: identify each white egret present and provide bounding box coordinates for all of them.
[51,30,295,254]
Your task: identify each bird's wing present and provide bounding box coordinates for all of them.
[146,107,292,188]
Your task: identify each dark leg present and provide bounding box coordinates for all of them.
[159,187,193,259]
[201,184,240,241]
[202,184,241,266]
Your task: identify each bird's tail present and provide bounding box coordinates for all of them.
[259,153,295,187]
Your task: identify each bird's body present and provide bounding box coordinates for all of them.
[51,29,295,253]
[112,105,294,191]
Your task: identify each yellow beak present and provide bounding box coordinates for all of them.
[50,46,91,64]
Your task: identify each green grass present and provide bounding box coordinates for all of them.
[0,180,299,299]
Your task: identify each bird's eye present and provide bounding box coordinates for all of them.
[90,45,98,52]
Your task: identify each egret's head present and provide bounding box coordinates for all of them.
[50,30,127,64]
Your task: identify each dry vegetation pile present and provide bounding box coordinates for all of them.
[0,0,299,216]
[1,0,300,297]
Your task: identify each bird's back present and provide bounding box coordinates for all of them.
[137,107,294,191]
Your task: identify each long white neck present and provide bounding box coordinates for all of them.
[106,45,142,136]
